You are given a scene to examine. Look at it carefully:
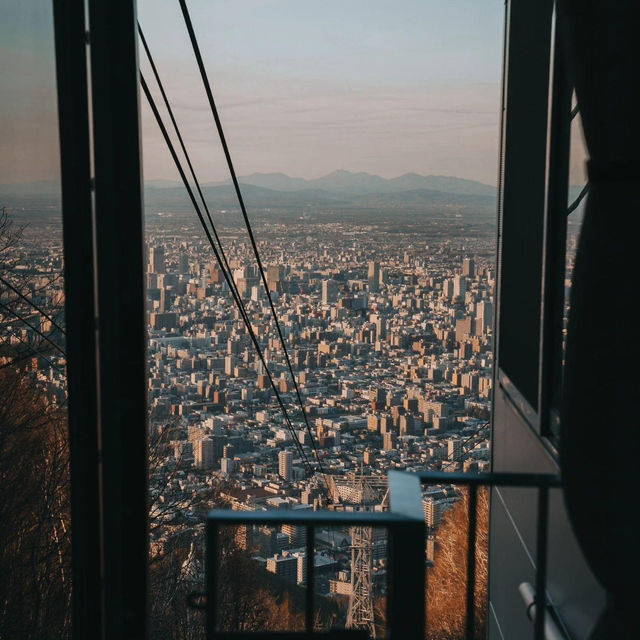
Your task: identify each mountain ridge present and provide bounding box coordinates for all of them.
[202,170,497,197]
[0,171,503,213]
[141,181,496,211]
[0,171,497,199]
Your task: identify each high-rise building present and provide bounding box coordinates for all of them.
[297,553,308,585]
[453,275,466,299]
[372,314,387,340]
[209,263,222,283]
[321,279,338,305]
[476,300,494,332]
[179,252,189,274]
[220,457,235,474]
[423,497,447,528]
[267,264,284,292]
[462,258,476,278]
[383,432,397,451]
[367,415,379,432]
[279,449,293,481]
[149,312,177,330]
[442,278,454,299]
[266,553,297,581]
[447,438,462,459]
[194,437,216,470]
[282,523,306,547]
[399,414,414,435]
[149,246,165,274]
[380,415,393,434]
[455,316,474,342]
[367,261,380,293]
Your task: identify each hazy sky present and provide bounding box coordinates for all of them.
[138,0,505,184]
[0,2,60,186]
[4,1,599,190]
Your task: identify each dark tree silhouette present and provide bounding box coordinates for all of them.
[0,369,71,639]
[0,209,70,638]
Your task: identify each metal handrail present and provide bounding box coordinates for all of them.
[406,470,562,640]
[206,507,424,639]
[204,469,561,640]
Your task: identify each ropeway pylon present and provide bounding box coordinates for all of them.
[335,467,388,638]
[346,524,376,638]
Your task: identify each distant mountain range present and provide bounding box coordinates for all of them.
[143,170,497,212]
[1,171,590,216]
[153,169,497,197]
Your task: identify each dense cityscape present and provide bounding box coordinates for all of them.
[0,197,506,633]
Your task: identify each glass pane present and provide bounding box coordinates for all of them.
[550,100,589,431]
[564,108,588,362]
[0,3,70,638]
[567,93,589,209]
[139,0,502,636]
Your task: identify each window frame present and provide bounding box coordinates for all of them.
[494,0,576,451]
[494,0,554,431]
[53,0,102,636]
[54,0,149,637]
[54,0,583,634]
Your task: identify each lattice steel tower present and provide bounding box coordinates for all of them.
[329,473,388,638]
[346,525,376,638]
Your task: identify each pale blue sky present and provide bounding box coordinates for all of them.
[139,1,503,86]
[138,0,505,184]
[0,2,60,185]
[1,1,509,186]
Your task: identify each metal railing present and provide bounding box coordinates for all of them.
[410,470,562,640]
[205,506,425,639]
[204,469,561,640]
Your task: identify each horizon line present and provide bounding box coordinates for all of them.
[1,169,497,189]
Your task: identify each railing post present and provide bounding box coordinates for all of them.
[206,521,219,640]
[534,486,550,640]
[388,520,425,640]
[305,525,315,635]
[465,483,479,640]
[387,471,426,640]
